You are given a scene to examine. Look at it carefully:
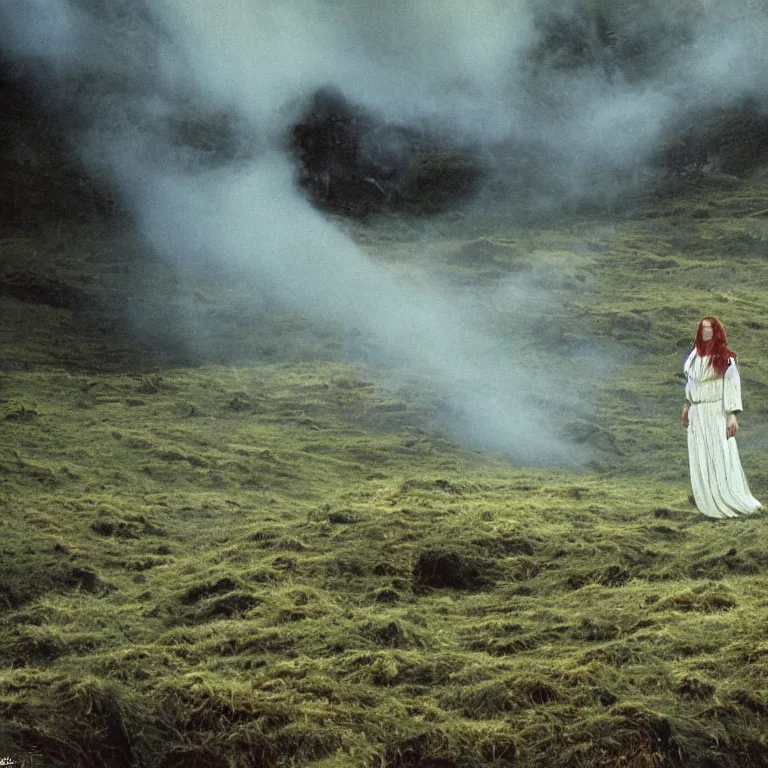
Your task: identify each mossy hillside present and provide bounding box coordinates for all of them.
[4,372,768,766]
[4,173,768,766]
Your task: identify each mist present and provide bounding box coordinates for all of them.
[2,0,767,464]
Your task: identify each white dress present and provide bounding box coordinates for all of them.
[684,350,762,518]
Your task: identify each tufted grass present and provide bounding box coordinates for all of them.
[4,165,768,767]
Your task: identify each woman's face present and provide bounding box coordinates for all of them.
[701,319,714,342]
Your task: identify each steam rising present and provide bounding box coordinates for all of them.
[2,0,768,463]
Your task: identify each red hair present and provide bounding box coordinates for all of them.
[695,316,736,377]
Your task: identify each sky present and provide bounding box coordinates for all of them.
[1,0,767,464]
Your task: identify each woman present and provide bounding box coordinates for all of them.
[682,316,762,518]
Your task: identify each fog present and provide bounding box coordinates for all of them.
[2,0,767,464]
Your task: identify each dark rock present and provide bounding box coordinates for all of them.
[598,690,619,706]
[289,86,482,217]
[599,565,632,587]
[65,566,112,594]
[199,591,261,619]
[183,577,239,604]
[373,588,401,604]
[372,562,400,576]
[676,676,715,699]
[413,548,493,590]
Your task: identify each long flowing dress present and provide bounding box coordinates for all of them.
[684,350,763,518]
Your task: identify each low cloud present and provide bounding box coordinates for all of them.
[2,0,766,463]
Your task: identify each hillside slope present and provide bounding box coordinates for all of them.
[3,72,768,768]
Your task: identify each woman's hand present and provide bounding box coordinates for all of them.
[681,403,689,428]
[727,413,739,438]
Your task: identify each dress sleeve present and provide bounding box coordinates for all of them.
[724,359,743,414]
[683,350,695,403]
